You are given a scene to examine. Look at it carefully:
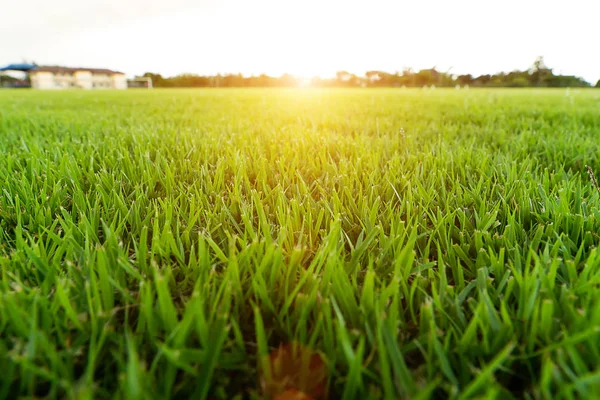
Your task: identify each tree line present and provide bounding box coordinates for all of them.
[142,57,597,88]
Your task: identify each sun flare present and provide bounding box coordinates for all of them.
[297,77,313,87]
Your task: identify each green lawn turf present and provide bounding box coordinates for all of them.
[1,88,600,399]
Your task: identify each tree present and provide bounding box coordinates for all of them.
[134,58,590,88]
[143,72,165,87]
[456,74,473,86]
[365,71,381,85]
[529,56,553,87]
[335,71,360,87]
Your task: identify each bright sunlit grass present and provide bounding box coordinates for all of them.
[0,88,599,399]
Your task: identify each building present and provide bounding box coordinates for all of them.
[28,66,127,90]
[0,63,36,88]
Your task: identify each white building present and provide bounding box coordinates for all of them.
[29,66,127,90]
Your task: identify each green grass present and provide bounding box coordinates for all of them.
[1,88,600,399]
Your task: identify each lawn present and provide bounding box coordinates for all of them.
[1,88,600,399]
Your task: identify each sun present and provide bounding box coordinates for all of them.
[297,77,312,87]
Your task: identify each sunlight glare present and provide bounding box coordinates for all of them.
[297,78,312,87]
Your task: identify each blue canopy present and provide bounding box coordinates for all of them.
[0,63,37,72]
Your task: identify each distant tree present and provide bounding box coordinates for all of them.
[143,72,165,86]
[508,76,530,87]
[456,74,473,86]
[413,69,439,86]
[596,80,600,88]
[222,74,245,87]
[529,56,553,87]
[365,71,381,85]
[136,57,590,88]
[546,74,590,87]
[279,74,297,87]
[335,71,357,86]
[336,71,351,81]
[365,71,402,87]
[475,75,486,86]
[500,71,527,87]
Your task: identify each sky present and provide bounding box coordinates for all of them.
[2,0,599,83]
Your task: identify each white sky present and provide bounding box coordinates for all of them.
[2,0,599,83]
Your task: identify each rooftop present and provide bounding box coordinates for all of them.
[0,63,37,72]
[30,66,124,75]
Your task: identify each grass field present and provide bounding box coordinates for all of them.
[1,88,600,399]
